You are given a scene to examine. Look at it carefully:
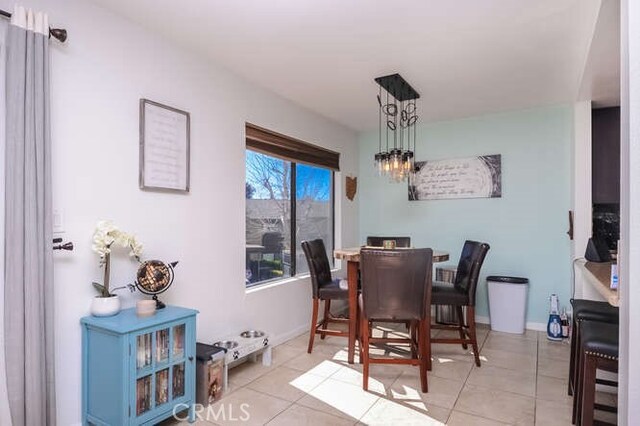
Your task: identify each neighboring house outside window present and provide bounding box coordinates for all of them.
[244,124,338,287]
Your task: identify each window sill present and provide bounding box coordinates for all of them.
[245,268,342,294]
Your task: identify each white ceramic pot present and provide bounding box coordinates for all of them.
[91,295,121,317]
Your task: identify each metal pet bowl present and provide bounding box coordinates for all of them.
[213,340,239,350]
[240,330,265,338]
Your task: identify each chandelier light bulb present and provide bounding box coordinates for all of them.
[402,151,414,172]
[389,149,402,171]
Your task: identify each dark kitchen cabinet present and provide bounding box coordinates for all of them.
[592,107,620,204]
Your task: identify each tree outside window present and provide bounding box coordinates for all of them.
[245,150,333,286]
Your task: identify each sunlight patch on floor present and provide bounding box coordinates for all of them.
[288,370,331,393]
[289,366,443,424]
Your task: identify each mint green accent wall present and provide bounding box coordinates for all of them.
[358,106,573,324]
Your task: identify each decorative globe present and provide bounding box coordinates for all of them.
[135,260,178,309]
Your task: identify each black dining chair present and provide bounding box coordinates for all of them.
[366,236,411,248]
[359,248,433,392]
[430,240,490,367]
[301,239,350,354]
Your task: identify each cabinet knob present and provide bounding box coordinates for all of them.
[188,356,194,362]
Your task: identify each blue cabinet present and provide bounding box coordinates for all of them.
[81,306,198,425]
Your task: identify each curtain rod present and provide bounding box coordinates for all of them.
[0,8,67,42]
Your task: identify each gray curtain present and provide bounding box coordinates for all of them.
[0,18,12,426]
[4,22,55,426]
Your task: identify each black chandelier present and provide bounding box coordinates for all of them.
[374,73,420,182]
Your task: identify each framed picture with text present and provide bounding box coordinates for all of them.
[409,154,502,201]
[139,99,190,192]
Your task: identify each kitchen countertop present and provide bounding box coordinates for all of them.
[576,259,619,307]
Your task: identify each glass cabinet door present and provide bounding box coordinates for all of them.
[136,375,152,416]
[155,368,169,406]
[172,362,185,399]
[131,320,192,418]
[156,329,169,364]
[173,324,185,359]
[136,333,152,370]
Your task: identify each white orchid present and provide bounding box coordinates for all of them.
[92,221,144,261]
[129,236,143,260]
[114,231,131,248]
[92,220,145,297]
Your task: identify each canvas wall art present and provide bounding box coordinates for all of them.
[409,154,502,201]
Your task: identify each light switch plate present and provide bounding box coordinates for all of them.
[53,208,64,233]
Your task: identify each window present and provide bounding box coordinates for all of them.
[245,124,338,287]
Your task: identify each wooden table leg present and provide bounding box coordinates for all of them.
[347,260,358,364]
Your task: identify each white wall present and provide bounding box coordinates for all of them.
[571,101,593,301]
[619,1,640,423]
[0,1,359,424]
[571,102,592,262]
[0,18,9,426]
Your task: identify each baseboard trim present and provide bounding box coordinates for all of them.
[270,303,350,347]
[269,323,309,347]
[474,315,491,325]
[475,315,547,332]
[524,321,548,332]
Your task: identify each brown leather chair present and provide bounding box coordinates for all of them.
[359,248,433,392]
[430,240,490,367]
[366,236,411,248]
[301,239,349,354]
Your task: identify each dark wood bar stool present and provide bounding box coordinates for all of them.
[568,299,619,396]
[574,320,618,426]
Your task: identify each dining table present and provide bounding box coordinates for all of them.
[334,247,451,364]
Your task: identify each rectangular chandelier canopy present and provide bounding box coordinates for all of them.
[374,73,420,101]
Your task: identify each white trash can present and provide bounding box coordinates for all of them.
[487,276,529,334]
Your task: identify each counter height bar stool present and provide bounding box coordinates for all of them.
[574,320,618,426]
[359,248,433,392]
[301,239,350,354]
[568,299,619,396]
[430,240,490,367]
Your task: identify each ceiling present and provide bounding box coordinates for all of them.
[92,0,618,131]
[578,0,620,108]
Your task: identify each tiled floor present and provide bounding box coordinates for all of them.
[168,323,618,425]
